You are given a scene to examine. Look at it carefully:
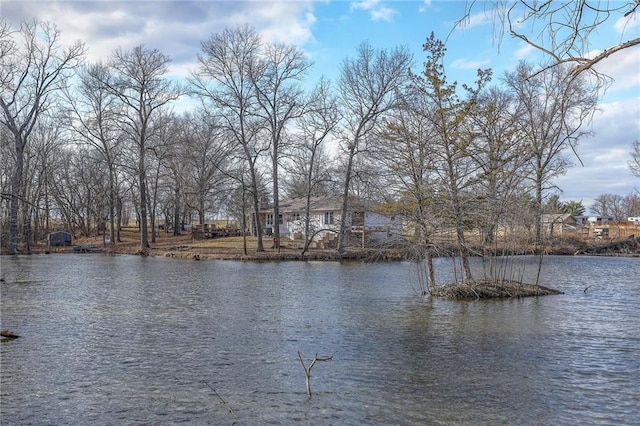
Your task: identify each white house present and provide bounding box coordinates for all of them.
[587,216,613,225]
[251,196,402,246]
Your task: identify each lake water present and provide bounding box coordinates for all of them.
[1,254,639,425]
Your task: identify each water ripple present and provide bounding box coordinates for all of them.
[1,254,639,424]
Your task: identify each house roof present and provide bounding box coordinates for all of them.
[263,196,377,213]
[541,214,577,223]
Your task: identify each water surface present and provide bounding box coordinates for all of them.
[1,254,639,424]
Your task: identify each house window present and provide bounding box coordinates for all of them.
[352,211,364,227]
[324,211,334,225]
[266,214,273,226]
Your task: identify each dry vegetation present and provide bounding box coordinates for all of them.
[33,221,640,261]
[430,280,564,299]
[46,229,369,261]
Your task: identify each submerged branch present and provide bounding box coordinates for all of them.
[298,351,333,399]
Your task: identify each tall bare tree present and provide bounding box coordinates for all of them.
[105,45,181,253]
[25,116,67,246]
[468,86,528,245]
[67,62,123,247]
[179,111,233,226]
[0,19,84,253]
[630,141,640,178]
[374,84,440,290]
[251,41,311,251]
[287,78,340,253]
[504,60,597,243]
[622,193,640,217]
[591,193,625,219]
[416,33,491,282]
[191,25,269,251]
[336,41,413,252]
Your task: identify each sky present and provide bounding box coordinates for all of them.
[2,0,639,211]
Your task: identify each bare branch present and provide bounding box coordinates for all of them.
[298,351,332,399]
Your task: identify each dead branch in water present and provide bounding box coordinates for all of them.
[1,330,20,339]
[298,351,333,399]
[203,381,236,417]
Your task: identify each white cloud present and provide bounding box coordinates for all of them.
[461,10,493,29]
[592,48,640,99]
[418,0,432,13]
[255,3,317,46]
[2,1,317,77]
[450,57,491,70]
[555,96,640,204]
[350,0,379,12]
[370,7,396,22]
[349,0,396,22]
[613,8,639,34]
[513,42,536,60]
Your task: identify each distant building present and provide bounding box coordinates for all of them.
[251,196,402,247]
[541,214,578,235]
[587,216,613,226]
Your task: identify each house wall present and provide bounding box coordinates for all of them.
[285,211,342,241]
[252,201,402,244]
[363,212,402,242]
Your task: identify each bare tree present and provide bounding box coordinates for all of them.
[180,111,233,226]
[191,25,269,251]
[468,86,528,245]
[105,45,181,253]
[251,41,311,251]
[49,145,105,237]
[0,19,85,253]
[504,60,597,243]
[374,85,440,291]
[286,78,340,254]
[67,61,124,247]
[591,193,625,219]
[336,41,413,252]
[24,116,68,245]
[459,1,640,80]
[145,113,180,244]
[415,33,491,282]
[630,140,640,178]
[622,193,640,217]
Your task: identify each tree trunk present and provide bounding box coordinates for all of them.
[534,167,544,245]
[272,153,280,252]
[173,187,181,236]
[337,141,357,252]
[452,192,472,282]
[301,192,313,255]
[139,165,149,252]
[108,166,116,247]
[22,205,32,254]
[116,195,123,242]
[7,137,25,254]
[249,164,264,252]
[241,182,248,256]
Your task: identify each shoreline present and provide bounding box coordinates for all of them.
[3,234,639,261]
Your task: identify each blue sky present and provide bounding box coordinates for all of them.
[2,0,639,210]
